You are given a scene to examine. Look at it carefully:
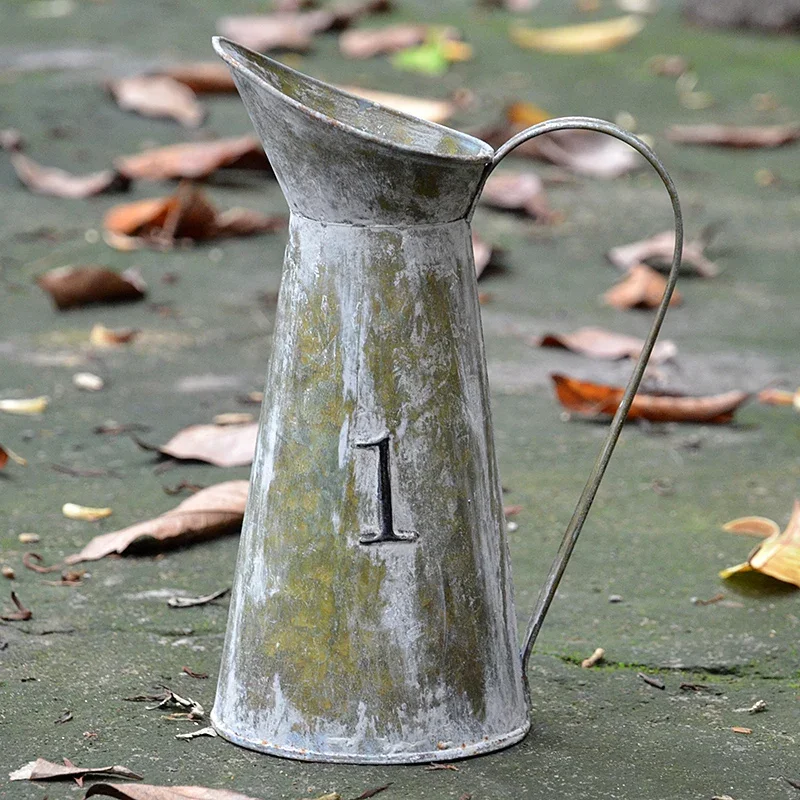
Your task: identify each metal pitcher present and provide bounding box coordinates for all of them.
[210,36,683,764]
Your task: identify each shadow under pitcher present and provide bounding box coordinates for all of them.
[210,36,684,765]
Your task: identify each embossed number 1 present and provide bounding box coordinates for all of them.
[355,434,418,545]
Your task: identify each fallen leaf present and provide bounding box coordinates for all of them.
[731,726,752,735]
[581,647,605,668]
[55,711,74,724]
[168,588,230,608]
[89,324,140,347]
[23,552,63,574]
[352,786,391,800]
[212,412,254,426]
[336,86,455,124]
[479,171,553,221]
[666,124,800,148]
[182,667,209,679]
[603,264,682,310]
[19,533,40,544]
[216,11,335,52]
[551,373,750,423]
[116,137,271,181]
[84,784,262,800]
[65,480,249,564]
[109,76,205,128]
[720,501,800,588]
[2,565,15,579]
[176,727,218,740]
[0,397,49,415]
[153,62,237,93]
[477,108,640,178]
[391,30,469,75]
[147,687,205,718]
[607,225,720,278]
[647,54,690,77]
[471,232,495,279]
[510,15,645,54]
[73,373,105,392]
[9,758,141,782]
[637,672,665,690]
[0,444,27,469]
[340,23,426,58]
[148,423,259,467]
[1,128,23,151]
[481,0,538,9]
[757,387,800,408]
[1,591,32,621]
[103,183,284,250]
[735,699,767,714]
[535,326,677,364]
[62,503,113,521]
[10,152,130,198]
[722,516,781,539]
[37,265,146,310]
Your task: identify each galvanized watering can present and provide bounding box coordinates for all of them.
[210,36,683,764]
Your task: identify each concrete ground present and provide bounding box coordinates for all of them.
[1,0,799,798]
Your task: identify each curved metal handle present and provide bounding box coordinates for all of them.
[478,116,683,674]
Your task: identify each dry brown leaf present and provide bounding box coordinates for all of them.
[216,11,335,51]
[0,397,48,415]
[10,152,130,198]
[84,783,262,800]
[153,62,237,93]
[9,759,141,782]
[551,373,750,423]
[510,15,645,54]
[339,23,426,58]
[535,326,677,364]
[721,501,800,587]
[0,444,26,469]
[607,226,720,278]
[471,232,495,279]
[731,726,752,735]
[603,264,682,310]
[479,171,554,222]
[116,137,271,181]
[666,124,800,148]
[213,412,254,426]
[336,85,455,124]
[109,76,205,128]
[647,54,690,77]
[65,480,249,564]
[89,324,139,347]
[103,183,284,250]
[1,591,32,621]
[23,552,63,574]
[37,265,146,310]
[757,387,800,407]
[477,107,640,179]
[168,587,230,608]
[62,503,113,521]
[153,423,259,467]
[722,516,781,538]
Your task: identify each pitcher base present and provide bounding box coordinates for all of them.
[210,712,531,764]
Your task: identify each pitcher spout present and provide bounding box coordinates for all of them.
[213,37,493,226]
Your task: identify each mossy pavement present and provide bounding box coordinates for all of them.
[1,0,799,797]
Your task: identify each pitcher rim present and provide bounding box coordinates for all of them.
[212,36,495,165]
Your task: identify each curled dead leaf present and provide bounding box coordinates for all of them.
[336,86,455,124]
[65,480,249,564]
[10,152,130,198]
[722,516,781,539]
[83,783,262,800]
[168,587,230,608]
[147,423,259,467]
[109,76,205,128]
[551,373,750,423]
[757,387,800,408]
[666,124,800,148]
[62,503,113,522]
[534,326,677,364]
[1,591,32,621]
[603,264,682,310]
[23,552,63,574]
[0,397,48,415]
[103,183,284,250]
[153,62,237,93]
[37,265,146,310]
[89,324,139,348]
[607,225,720,278]
[340,23,426,58]
[9,758,141,782]
[479,171,554,222]
[0,444,27,469]
[721,501,800,587]
[510,15,645,54]
[116,137,271,181]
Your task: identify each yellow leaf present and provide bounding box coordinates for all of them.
[720,501,800,587]
[62,503,113,521]
[506,101,552,127]
[441,39,473,63]
[0,396,48,415]
[510,15,645,54]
